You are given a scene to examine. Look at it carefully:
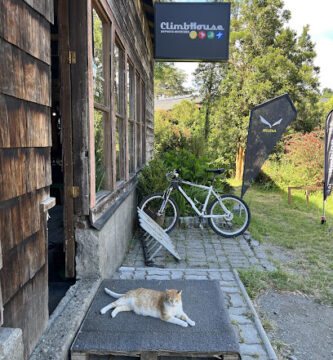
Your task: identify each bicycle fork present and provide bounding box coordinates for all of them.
[157,187,173,216]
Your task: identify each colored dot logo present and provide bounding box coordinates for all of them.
[216,31,224,40]
[189,31,197,39]
[207,31,215,39]
[198,31,206,39]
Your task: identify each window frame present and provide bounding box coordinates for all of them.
[113,38,126,186]
[91,1,112,199]
[88,0,148,218]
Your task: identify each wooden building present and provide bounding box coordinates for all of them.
[0,0,155,358]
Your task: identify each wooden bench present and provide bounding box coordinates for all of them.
[288,186,322,205]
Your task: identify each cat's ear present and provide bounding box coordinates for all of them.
[177,290,182,295]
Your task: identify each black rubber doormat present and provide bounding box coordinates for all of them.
[71,279,240,360]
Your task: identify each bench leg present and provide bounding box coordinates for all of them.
[71,352,88,360]
[141,352,158,360]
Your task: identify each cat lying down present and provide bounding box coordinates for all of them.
[100,287,195,328]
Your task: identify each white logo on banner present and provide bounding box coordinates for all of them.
[260,116,283,128]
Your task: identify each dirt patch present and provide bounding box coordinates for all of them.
[256,290,333,360]
[260,243,296,264]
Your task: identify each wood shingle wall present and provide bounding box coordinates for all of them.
[0,0,53,358]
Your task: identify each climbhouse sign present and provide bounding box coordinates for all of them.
[154,2,231,61]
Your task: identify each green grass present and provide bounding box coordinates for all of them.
[234,183,333,305]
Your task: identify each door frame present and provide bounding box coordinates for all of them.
[58,0,75,278]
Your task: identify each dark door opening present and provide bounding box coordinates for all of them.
[49,0,75,315]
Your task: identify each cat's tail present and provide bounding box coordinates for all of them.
[104,288,124,298]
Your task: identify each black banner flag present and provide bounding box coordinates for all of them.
[324,110,333,201]
[241,94,297,198]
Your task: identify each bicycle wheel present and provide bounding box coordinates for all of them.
[139,193,179,233]
[208,194,250,237]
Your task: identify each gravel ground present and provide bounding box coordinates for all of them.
[256,290,333,360]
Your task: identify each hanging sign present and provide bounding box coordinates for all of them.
[154,2,231,61]
[324,110,333,201]
[241,94,297,198]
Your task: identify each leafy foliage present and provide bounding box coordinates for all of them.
[154,100,205,157]
[208,0,323,173]
[154,62,190,98]
[262,129,325,188]
[137,157,169,202]
[193,63,227,139]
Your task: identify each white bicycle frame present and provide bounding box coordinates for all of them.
[161,179,233,220]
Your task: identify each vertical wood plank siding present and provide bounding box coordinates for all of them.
[69,0,90,215]
[0,0,53,357]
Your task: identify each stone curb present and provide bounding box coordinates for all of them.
[30,278,101,360]
[233,269,278,360]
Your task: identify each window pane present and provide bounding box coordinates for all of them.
[94,109,106,191]
[136,74,141,167]
[114,43,125,115]
[129,122,135,174]
[116,117,125,182]
[136,73,141,124]
[114,44,119,113]
[141,82,146,164]
[127,62,135,120]
[136,123,141,167]
[92,9,105,105]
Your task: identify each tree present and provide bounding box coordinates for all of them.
[209,0,323,180]
[322,88,333,97]
[193,63,227,140]
[154,100,204,156]
[154,62,190,98]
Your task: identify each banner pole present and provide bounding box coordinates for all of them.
[241,109,254,199]
[322,200,326,224]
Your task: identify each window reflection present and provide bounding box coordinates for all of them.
[92,9,105,105]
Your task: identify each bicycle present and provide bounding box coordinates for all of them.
[139,169,251,238]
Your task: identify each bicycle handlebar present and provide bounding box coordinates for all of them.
[166,169,179,181]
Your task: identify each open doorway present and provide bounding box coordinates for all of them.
[48,0,75,315]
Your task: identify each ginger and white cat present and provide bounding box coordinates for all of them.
[100,287,195,328]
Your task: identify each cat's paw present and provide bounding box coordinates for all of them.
[111,310,117,318]
[188,320,195,327]
[181,321,188,327]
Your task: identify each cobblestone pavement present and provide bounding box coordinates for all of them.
[115,227,277,360]
[122,228,276,271]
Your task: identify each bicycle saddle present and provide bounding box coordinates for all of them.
[205,168,225,174]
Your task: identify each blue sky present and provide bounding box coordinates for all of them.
[175,0,333,91]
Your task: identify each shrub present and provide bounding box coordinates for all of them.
[137,157,169,202]
[261,129,325,189]
[137,150,233,216]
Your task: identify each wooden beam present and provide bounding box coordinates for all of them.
[69,0,90,215]
[39,197,56,213]
[59,0,76,278]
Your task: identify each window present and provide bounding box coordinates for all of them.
[114,41,125,183]
[92,7,111,193]
[127,61,135,174]
[90,4,148,207]
[141,81,146,164]
[135,72,141,168]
